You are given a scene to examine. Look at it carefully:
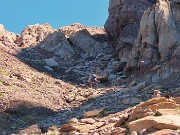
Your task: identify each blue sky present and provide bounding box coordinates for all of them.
[0,0,109,34]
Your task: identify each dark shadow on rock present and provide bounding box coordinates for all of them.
[0,29,141,134]
[15,31,84,85]
[15,29,113,86]
[0,100,56,134]
[0,75,155,135]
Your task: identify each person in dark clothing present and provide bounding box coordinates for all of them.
[88,74,99,88]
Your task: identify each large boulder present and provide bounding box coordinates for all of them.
[127,97,180,133]
[39,31,74,60]
[60,23,112,58]
[15,23,54,47]
[128,114,180,132]
[126,0,180,75]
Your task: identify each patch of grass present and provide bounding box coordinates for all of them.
[30,43,37,47]
[9,86,20,91]
[47,131,59,135]
[0,67,8,76]
[22,115,37,124]
[0,93,5,97]
[0,79,5,84]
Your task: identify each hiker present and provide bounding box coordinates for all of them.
[151,90,161,98]
[88,74,99,88]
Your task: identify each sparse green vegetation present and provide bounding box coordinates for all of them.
[0,79,5,84]
[22,115,37,124]
[9,85,20,91]
[0,67,8,76]
[176,107,180,111]
[0,93,5,97]
[47,131,59,135]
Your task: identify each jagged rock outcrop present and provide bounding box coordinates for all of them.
[39,31,74,60]
[60,23,112,58]
[104,0,155,70]
[16,23,75,61]
[0,24,17,48]
[58,97,180,135]
[125,0,180,78]
[104,0,155,40]
[15,23,54,47]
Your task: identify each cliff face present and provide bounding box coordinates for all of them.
[104,0,155,68]
[104,0,155,40]
[125,0,180,75]
[104,0,180,82]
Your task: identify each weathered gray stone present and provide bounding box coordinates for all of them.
[126,0,180,79]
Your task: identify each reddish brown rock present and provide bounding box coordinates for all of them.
[109,127,127,135]
[83,108,105,118]
[148,102,179,112]
[128,114,180,132]
[114,114,128,127]
[18,124,42,134]
[80,118,96,124]
[147,129,180,135]
[138,97,175,107]
[174,97,180,104]
[128,107,154,121]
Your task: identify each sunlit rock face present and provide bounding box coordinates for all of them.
[0,24,17,48]
[15,23,54,47]
[60,23,113,58]
[125,0,180,81]
[104,0,155,71]
[39,30,75,60]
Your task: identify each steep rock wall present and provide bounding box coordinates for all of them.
[104,0,155,40]
[125,0,180,80]
[104,0,155,67]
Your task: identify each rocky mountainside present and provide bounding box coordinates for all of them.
[0,43,179,135]
[0,0,180,135]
